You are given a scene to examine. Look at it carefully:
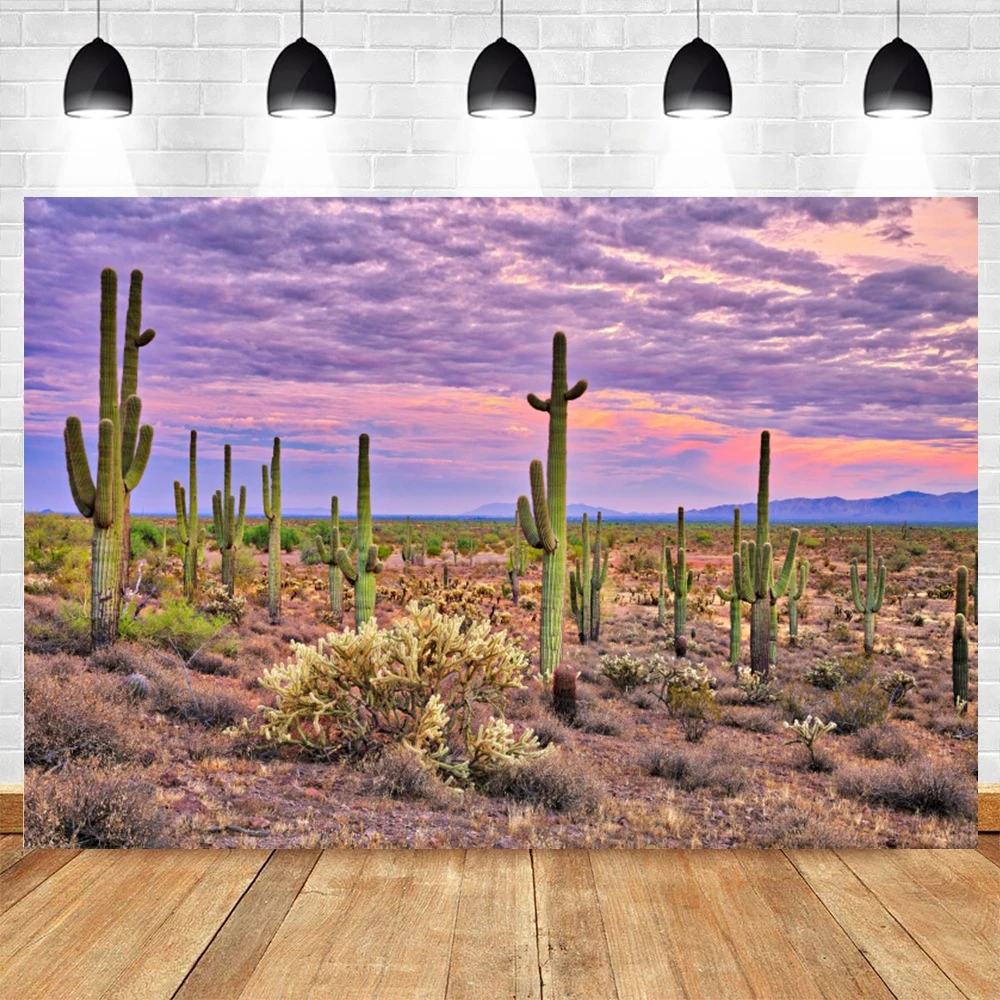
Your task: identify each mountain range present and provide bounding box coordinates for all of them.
[461,490,978,525]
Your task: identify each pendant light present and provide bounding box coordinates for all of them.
[864,1,932,118]
[63,0,132,118]
[467,0,536,118]
[663,0,731,119]
[267,0,335,118]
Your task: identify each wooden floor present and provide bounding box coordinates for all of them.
[1,837,997,1000]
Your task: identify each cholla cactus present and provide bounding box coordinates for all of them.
[64,268,155,647]
[715,507,742,668]
[734,432,800,675]
[212,443,246,597]
[466,716,548,783]
[315,495,344,616]
[335,434,383,627]
[262,437,282,624]
[783,715,836,768]
[880,668,915,707]
[850,526,886,654]
[173,430,199,598]
[517,332,588,680]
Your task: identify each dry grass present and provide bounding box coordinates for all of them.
[644,745,748,796]
[360,748,444,802]
[853,725,914,763]
[836,758,976,819]
[479,753,605,814]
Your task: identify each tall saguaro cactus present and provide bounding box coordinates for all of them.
[734,431,800,676]
[506,507,527,606]
[335,434,383,627]
[665,507,694,655]
[658,536,668,628]
[952,613,969,704]
[262,437,282,624]
[517,332,588,680]
[316,495,344,616]
[173,430,199,598]
[64,268,154,647]
[589,510,608,642]
[212,444,246,597]
[955,565,968,619]
[715,507,742,668]
[787,558,809,641]
[570,513,592,643]
[850,526,885,655]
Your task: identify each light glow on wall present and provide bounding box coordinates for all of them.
[56,120,136,195]
[856,118,935,195]
[462,119,541,195]
[656,120,734,194]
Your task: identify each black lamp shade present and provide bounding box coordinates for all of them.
[663,37,732,119]
[267,37,335,118]
[864,37,932,118]
[64,38,132,118]
[467,38,536,118]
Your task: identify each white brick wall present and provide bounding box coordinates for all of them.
[0,0,997,784]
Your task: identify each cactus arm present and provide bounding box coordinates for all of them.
[735,550,753,602]
[212,491,223,541]
[316,536,330,563]
[570,571,580,616]
[64,417,96,517]
[528,459,557,553]
[850,560,863,612]
[686,569,694,590]
[123,424,152,492]
[174,482,188,544]
[235,485,246,544]
[796,560,810,600]
[717,585,734,602]
[516,495,540,549]
[94,418,116,530]
[335,547,358,584]
[564,379,588,401]
[873,558,886,612]
[527,393,550,412]
[770,528,800,599]
[665,548,675,590]
[366,544,383,574]
[262,465,272,521]
[120,395,141,475]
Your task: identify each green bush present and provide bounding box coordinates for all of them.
[242,524,300,553]
[885,548,911,573]
[119,600,227,659]
[130,519,163,557]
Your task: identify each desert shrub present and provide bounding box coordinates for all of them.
[360,748,443,801]
[25,674,152,769]
[479,754,604,813]
[256,603,540,784]
[425,540,442,557]
[644,746,747,796]
[25,600,91,656]
[150,677,246,729]
[573,702,625,736]
[130,519,163,557]
[886,548,911,573]
[836,759,975,819]
[119,600,227,659]
[233,547,260,586]
[854,725,913,763]
[201,581,247,624]
[668,687,720,742]
[802,535,822,550]
[599,652,647,692]
[720,706,777,733]
[89,644,144,675]
[824,679,889,733]
[694,530,713,545]
[805,659,845,690]
[629,689,658,711]
[24,766,167,849]
[188,650,239,677]
[527,716,569,747]
[736,666,779,705]
[879,669,916,707]
[907,543,928,557]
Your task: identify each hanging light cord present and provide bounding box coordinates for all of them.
[96,0,100,38]
[696,0,701,39]
[500,0,504,39]
[896,0,900,38]
[300,0,304,38]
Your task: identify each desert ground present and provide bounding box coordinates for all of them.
[23,513,978,849]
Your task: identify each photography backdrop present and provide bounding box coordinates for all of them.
[0,1,998,789]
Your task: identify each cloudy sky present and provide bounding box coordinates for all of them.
[24,197,977,516]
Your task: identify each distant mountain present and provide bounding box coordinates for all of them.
[462,490,977,525]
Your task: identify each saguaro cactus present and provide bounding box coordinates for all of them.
[589,510,608,641]
[657,537,668,628]
[517,332,588,680]
[173,430,199,598]
[316,495,344,616]
[952,613,969,704]
[734,431,800,676]
[402,516,415,571]
[665,507,694,655]
[955,565,968,619]
[569,513,592,643]
[715,508,742,668]
[262,437,282,624]
[787,558,809,641]
[212,444,246,597]
[506,508,527,606]
[335,434,383,627]
[850,526,885,655]
[64,268,154,647]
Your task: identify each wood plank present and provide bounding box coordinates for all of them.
[241,850,464,1000]
[736,851,895,1000]
[0,848,81,914]
[1,850,263,999]
[839,849,999,1000]
[102,851,269,1000]
[787,850,964,1000]
[0,833,29,873]
[174,850,321,1000]
[978,784,1000,832]
[977,833,1000,867]
[533,850,619,1000]
[446,850,540,1000]
[0,784,23,834]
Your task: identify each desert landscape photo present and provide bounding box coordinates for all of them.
[22,196,979,849]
